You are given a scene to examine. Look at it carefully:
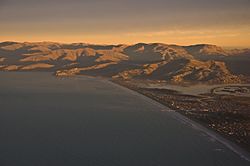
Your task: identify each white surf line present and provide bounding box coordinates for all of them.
[105,79,250,162]
[72,75,250,161]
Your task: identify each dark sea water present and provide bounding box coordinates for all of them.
[0,72,249,166]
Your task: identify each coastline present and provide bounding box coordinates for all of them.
[105,78,250,162]
[2,71,250,162]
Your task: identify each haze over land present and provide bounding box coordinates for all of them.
[1,0,250,165]
[0,42,250,84]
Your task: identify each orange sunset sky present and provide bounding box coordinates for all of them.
[1,0,250,48]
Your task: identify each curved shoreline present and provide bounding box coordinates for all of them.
[25,73,250,162]
[103,79,250,162]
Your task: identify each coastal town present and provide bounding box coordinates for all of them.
[113,79,250,152]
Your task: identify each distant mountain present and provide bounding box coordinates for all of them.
[0,42,249,84]
[184,44,228,60]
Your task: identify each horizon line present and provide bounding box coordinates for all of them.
[1,40,249,49]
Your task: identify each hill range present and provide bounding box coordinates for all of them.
[1,42,249,84]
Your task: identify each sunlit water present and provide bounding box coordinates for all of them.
[0,72,249,166]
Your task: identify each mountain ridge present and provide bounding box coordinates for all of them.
[0,41,249,84]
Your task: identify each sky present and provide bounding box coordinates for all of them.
[0,0,250,47]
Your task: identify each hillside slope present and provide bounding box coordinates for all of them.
[0,42,249,84]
